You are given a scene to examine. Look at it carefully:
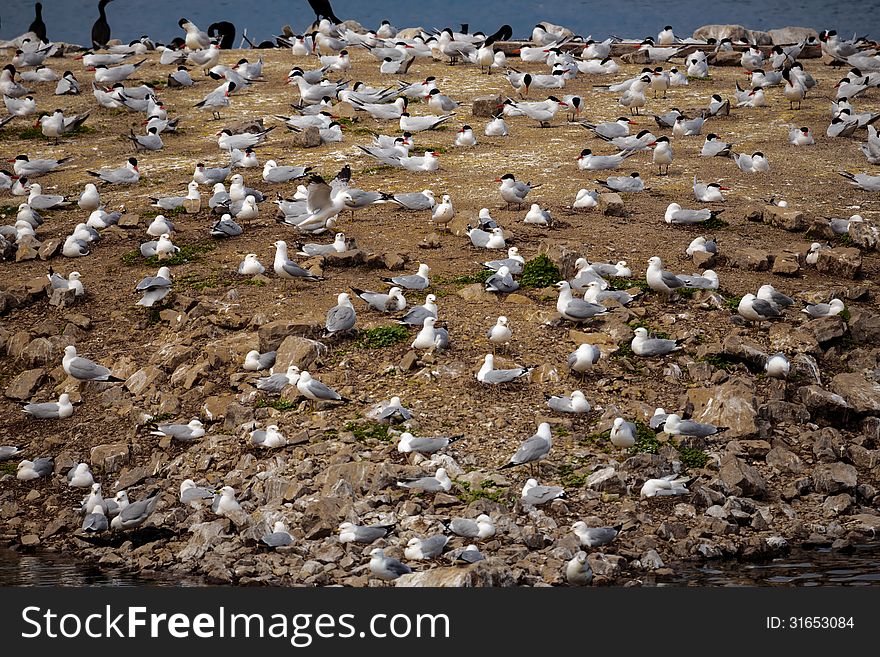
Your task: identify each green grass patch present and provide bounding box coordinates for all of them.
[13,124,95,141]
[676,287,698,298]
[699,353,739,372]
[454,479,507,504]
[628,421,662,455]
[122,243,216,267]
[520,254,561,288]
[677,445,710,469]
[356,325,409,349]
[627,320,670,340]
[343,421,391,443]
[142,412,175,429]
[0,462,17,476]
[719,292,742,311]
[700,215,729,230]
[256,398,299,411]
[175,273,221,291]
[839,307,851,322]
[609,277,650,292]
[558,454,592,488]
[441,269,494,285]
[239,277,266,287]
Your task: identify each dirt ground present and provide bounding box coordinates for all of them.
[0,42,878,582]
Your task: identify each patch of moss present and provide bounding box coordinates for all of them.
[676,287,698,298]
[677,445,710,469]
[0,462,18,476]
[699,353,738,372]
[700,215,729,230]
[175,273,221,291]
[14,124,95,140]
[147,243,217,267]
[627,320,671,340]
[520,254,561,288]
[455,479,506,504]
[447,269,494,285]
[356,325,409,349]
[256,398,298,411]
[839,307,851,322]
[628,421,662,455]
[239,278,266,287]
[343,421,391,443]
[718,290,742,310]
[609,277,650,292]
[121,249,140,266]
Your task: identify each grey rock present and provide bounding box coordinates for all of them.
[815,248,861,279]
[812,463,858,494]
[830,373,880,415]
[719,453,767,498]
[4,368,45,400]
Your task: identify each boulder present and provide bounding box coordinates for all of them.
[125,366,166,396]
[292,126,321,148]
[472,95,503,118]
[722,334,767,368]
[89,442,129,473]
[830,373,880,414]
[727,248,771,271]
[38,238,62,260]
[803,316,846,344]
[797,385,850,418]
[815,247,861,279]
[763,205,806,231]
[395,558,515,587]
[768,324,820,355]
[599,193,625,216]
[812,463,858,494]
[847,221,879,250]
[768,27,819,44]
[770,251,801,276]
[258,319,321,351]
[686,378,758,438]
[693,25,751,42]
[4,368,45,400]
[719,453,767,498]
[765,446,804,474]
[848,310,880,344]
[275,335,327,371]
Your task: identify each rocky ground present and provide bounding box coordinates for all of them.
[1,29,879,587]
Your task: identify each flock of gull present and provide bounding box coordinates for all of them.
[1,5,878,584]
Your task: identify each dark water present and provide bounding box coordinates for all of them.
[0,1,876,47]
[2,544,879,587]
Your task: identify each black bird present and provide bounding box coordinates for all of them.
[28,2,47,42]
[485,24,513,42]
[208,21,236,49]
[307,0,342,25]
[91,0,113,49]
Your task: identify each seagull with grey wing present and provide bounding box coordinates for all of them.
[397,432,464,454]
[149,418,205,442]
[0,446,23,461]
[499,422,552,473]
[272,240,323,281]
[663,413,727,437]
[338,521,396,544]
[62,345,123,382]
[256,365,300,394]
[369,548,412,581]
[476,353,531,384]
[22,393,74,419]
[261,521,294,547]
[405,535,449,560]
[243,350,277,371]
[369,396,412,423]
[180,479,215,507]
[396,467,452,492]
[545,390,591,414]
[296,371,348,407]
[111,493,160,529]
[572,521,622,548]
[135,266,172,307]
[443,514,496,539]
[555,281,608,322]
[631,327,682,357]
[381,263,430,290]
[324,292,357,336]
[484,265,519,293]
[397,294,437,327]
[521,478,565,506]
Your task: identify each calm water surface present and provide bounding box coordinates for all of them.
[0,1,876,47]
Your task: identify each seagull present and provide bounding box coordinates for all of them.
[484,247,525,274]
[369,548,412,581]
[62,345,123,382]
[521,478,565,506]
[566,551,593,586]
[546,390,591,414]
[646,256,690,299]
[338,522,396,544]
[410,316,449,350]
[477,353,531,384]
[256,365,300,394]
[488,316,512,348]
[111,493,160,529]
[610,418,636,448]
[238,253,265,275]
[261,521,294,547]
[757,284,794,308]
[738,293,783,322]
[397,432,464,454]
[765,352,791,379]
[81,506,109,532]
[663,413,727,437]
[149,419,205,442]
[87,157,139,184]
[0,446,23,461]
[17,458,54,480]
[370,396,413,423]
[135,266,172,307]
[273,240,323,281]
[555,281,608,322]
[596,172,644,193]
[324,292,356,336]
[397,294,438,327]
[23,393,73,419]
[664,203,724,225]
[443,514,496,539]
[381,263,430,290]
[250,424,287,448]
[803,298,845,317]
[47,270,84,297]
[396,467,453,492]
[67,463,94,488]
[404,535,449,560]
[351,286,406,312]
[499,422,552,471]
[179,479,215,507]
[211,486,243,519]
[243,350,277,371]
[485,265,518,293]
[567,343,600,377]
[693,177,727,203]
[631,327,682,357]
[495,173,540,209]
[571,521,621,548]
[640,474,691,498]
[297,370,347,406]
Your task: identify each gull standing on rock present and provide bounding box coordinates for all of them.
[499,422,552,471]
[567,343,600,377]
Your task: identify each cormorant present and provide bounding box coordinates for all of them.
[91,0,113,49]
[28,2,47,42]
[208,21,236,49]
[307,0,342,25]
